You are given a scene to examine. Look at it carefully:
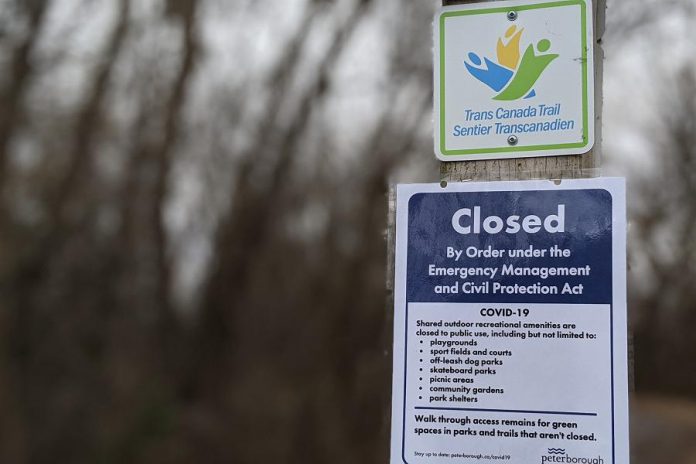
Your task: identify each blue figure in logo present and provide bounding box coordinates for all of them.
[464,52,513,92]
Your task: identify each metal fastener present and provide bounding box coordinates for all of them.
[507,135,519,145]
[507,11,518,21]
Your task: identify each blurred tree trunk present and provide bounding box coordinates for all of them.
[0,0,50,188]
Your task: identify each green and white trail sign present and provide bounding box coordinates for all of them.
[434,0,595,161]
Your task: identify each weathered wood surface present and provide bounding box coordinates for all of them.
[440,0,606,182]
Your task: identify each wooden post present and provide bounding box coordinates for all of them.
[384,0,613,452]
[440,0,606,183]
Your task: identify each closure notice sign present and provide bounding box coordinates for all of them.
[390,179,628,464]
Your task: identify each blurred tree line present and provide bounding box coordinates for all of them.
[0,0,693,462]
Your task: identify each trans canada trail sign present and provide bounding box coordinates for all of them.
[390,179,629,464]
[434,0,595,161]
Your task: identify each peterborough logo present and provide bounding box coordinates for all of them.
[464,25,558,101]
[541,448,604,464]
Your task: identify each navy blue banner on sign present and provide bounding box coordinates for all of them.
[390,179,628,464]
[407,190,612,304]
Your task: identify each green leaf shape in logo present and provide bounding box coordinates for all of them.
[494,39,558,101]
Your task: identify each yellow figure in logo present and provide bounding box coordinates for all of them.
[496,25,524,69]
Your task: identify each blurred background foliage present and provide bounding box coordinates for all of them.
[0,0,694,462]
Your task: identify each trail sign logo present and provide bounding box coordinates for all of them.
[465,26,558,101]
[434,0,595,161]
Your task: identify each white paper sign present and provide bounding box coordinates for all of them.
[390,178,628,464]
[434,0,595,161]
